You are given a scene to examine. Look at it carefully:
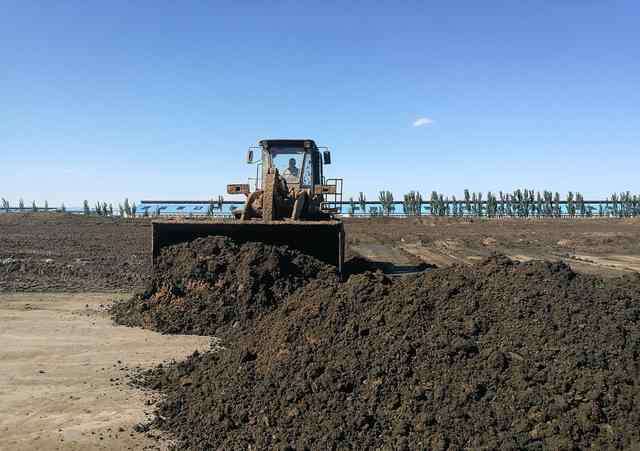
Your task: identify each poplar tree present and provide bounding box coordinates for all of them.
[464,189,471,216]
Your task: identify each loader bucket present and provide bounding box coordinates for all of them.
[151,219,345,274]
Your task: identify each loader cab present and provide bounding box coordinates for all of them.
[235,138,342,213]
[258,139,325,188]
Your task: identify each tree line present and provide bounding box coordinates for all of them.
[346,190,640,218]
[3,190,640,218]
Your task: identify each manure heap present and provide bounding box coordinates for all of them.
[114,236,640,450]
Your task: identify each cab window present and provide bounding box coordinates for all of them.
[301,153,312,186]
[270,147,303,184]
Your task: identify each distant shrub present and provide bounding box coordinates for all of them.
[378,191,394,216]
[403,191,422,216]
[358,192,366,214]
[348,197,357,216]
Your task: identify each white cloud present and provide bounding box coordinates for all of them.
[413,117,434,127]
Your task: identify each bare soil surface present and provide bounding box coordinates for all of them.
[0,214,150,292]
[0,292,209,451]
[3,214,640,449]
[346,217,640,277]
[2,215,639,293]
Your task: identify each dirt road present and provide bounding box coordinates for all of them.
[0,293,209,451]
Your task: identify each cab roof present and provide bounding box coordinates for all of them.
[259,139,318,150]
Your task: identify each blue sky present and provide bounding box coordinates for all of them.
[1,0,639,206]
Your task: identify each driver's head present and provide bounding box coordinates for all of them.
[288,158,297,168]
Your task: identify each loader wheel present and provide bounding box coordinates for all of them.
[241,191,261,220]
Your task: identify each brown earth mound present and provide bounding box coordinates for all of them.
[111,236,335,335]
[138,255,640,450]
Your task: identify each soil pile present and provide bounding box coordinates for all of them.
[112,236,335,335]
[140,256,640,450]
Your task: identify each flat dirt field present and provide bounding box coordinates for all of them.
[346,216,640,277]
[2,214,640,292]
[0,214,150,292]
[1,213,639,449]
[0,292,209,451]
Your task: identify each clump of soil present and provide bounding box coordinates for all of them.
[140,255,640,450]
[112,236,335,335]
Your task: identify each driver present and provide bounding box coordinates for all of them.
[282,158,299,178]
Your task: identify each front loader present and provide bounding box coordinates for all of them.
[151,139,345,273]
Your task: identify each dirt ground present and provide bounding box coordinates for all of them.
[346,216,640,277]
[0,214,150,292]
[0,292,209,451]
[1,214,639,449]
[1,215,639,294]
